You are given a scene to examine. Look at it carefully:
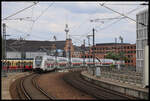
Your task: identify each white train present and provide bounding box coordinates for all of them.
[33,55,56,72]
[33,55,124,72]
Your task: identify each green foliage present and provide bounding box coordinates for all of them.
[105,51,128,61]
[110,64,115,68]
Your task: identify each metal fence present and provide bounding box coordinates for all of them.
[87,66,143,85]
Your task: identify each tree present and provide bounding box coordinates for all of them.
[105,51,128,61]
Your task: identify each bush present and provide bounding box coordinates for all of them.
[110,64,115,68]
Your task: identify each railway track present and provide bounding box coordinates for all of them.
[16,73,55,100]
[63,71,139,100]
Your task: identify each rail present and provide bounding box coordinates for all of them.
[17,73,55,100]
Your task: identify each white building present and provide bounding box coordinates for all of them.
[136,9,148,73]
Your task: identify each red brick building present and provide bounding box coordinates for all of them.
[56,39,136,67]
[82,43,136,67]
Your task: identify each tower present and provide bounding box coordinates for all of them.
[64,24,69,40]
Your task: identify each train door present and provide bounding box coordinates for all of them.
[20,60,24,69]
[30,60,33,69]
[24,60,26,71]
[17,60,21,69]
[7,60,11,70]
[25,60,29,70]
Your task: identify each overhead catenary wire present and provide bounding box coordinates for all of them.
[3,17,34,22]
[95,4,145,31]
[26,5,36,36]
[99,3,148,26]
[34,2,54,22]
[99,3,148,5]
[2,2,38,20]
[70,2,102,35]
[27,2,55,38]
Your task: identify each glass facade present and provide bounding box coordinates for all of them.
[136,9,148,73]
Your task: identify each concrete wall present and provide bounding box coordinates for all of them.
[81,71,148,99]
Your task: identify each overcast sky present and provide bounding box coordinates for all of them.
[2,1,148,46]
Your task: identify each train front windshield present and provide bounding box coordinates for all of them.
[35,56,43,66]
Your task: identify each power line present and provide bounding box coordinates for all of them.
[26,5,36,36]
[99,3,137,22]
[100,3,148,5]
[2,2,38,20]
[34,2,54,22]
[91,3,144,33]
[99,3,148,27]
[28,2,54,36]
[4,17,34,22]
[70,3,102,35]
[95,5,144,31]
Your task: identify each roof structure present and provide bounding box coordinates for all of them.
[6,39,66,52]
[96,43,131,46]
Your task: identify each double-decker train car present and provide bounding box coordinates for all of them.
[2,58,33,71]
[99,59,115,66]
[33,56,56,72]
[33,55,125,72]
[85,58,101,67]
[57,57,68,69]
[71,58,83,68]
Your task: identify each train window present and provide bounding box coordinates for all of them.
[35,56,43,60]
[16,62,21,67]
[59,59,66,62]
[25,62,28,66]
[134,46,136,49]
[47,59,54,61]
